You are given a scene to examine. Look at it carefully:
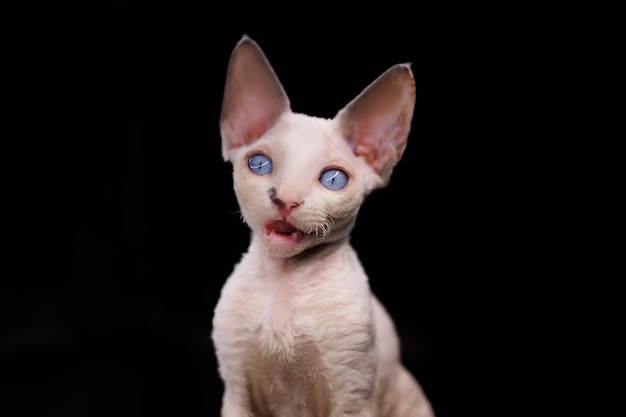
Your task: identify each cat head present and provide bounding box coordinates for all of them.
[220,35,415,258]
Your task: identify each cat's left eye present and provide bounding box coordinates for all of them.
[319,169,348,190]
[248,154,273,175]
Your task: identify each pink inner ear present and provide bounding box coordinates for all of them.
[354,143,379,168]
[220,37,290,156]
[336,64,415,181]
[223,96,280,148]
[353,114,409,175]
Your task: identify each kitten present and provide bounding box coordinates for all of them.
[212,35,435,417]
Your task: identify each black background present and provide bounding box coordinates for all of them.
[3,3,612,417]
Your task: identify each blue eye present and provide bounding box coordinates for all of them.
[320,169,348,190]
[248,154,273,175]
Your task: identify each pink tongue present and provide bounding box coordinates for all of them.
[266,221,297,235]
[265,221,305,243]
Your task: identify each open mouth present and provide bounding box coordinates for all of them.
[265,220,305,244]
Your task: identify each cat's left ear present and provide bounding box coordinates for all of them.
[220,35,291,161]
[334,64,415,185]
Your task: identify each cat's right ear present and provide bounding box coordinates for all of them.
[220,35,291,161]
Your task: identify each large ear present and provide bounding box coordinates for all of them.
[220,35,290,161]
[334,64,415,184]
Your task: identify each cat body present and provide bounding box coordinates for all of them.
[212,35,434,417]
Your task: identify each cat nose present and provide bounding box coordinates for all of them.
[271,196,301,218]
[269,188,302,218]
[276,201,301,219]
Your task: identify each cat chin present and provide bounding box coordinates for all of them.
[262,234,311,258]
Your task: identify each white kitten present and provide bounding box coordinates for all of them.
[212,34,435,417]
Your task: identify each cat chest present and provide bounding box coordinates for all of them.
[213,267,375,413]
[251,288,327,362]
[223,276,356,362]
[244,292,335,415]
[220,261,373,352]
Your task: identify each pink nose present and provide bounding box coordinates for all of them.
[269,187,302,219]
[278,201,301,219]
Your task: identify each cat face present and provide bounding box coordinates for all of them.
[220,35,415,258]
[229,113,383,258]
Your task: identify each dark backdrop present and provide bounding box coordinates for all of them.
[3,3,608,417]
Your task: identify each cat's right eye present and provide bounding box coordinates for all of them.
[248,154,273,175]
[320,169,349,190]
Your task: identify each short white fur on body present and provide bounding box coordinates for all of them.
[212,35,435,417]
